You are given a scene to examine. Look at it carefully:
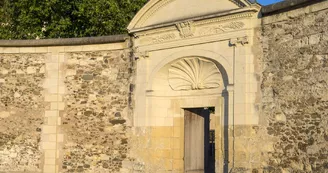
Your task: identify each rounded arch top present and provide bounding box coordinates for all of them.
[168,57,223,91]
[148,49,233,91]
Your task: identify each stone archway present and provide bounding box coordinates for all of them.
[128,0,261,171]
[141,56,230,173]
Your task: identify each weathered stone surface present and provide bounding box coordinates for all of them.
[260,6,328,173]
[62,50,131,172]
[0,1,328,172]
[0,54,45,172]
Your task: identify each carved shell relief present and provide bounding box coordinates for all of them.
[168,57,222,91]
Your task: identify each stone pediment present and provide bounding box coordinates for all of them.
[128,0,255,31]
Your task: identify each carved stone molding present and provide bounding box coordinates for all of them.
[199,21,245,36]
[134,11,253,38]
[168,57,222,90]
[139,33,176,44]
[136,21,246,45]
[229,0,247,7]
[230,37,249,46]
[176,21,195,38]
[195,12,254,26]
[131,9,256,46]
[223,21,245,30]
[135,0,175,28]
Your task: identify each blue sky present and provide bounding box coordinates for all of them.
[257,0,283,6]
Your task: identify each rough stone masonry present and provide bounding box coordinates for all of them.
[0,0,328,173]
[259,2,328,172]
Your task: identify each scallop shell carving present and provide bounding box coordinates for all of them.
[168,57,222,90]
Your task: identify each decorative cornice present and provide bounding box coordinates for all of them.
[229,0,247,7]
[195,11,254,26]
[135,0,175,28]
[128,0,175,30]
[133,10,255,37]
[136,33,249,53]
[135,20,247,45]
[129,3,259,33]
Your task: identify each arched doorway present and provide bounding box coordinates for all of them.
[144,56,230,173]
[128,0,261,171]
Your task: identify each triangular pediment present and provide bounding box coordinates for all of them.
[128,0,254,31]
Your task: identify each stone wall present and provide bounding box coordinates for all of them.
[260,1,328,172]
[0,53,46,172]
[0,41,132,173]
[1,1,328,172]
[61,50,131,172]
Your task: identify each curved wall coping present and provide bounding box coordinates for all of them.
[261,0,324,16]
[0,34,128,47]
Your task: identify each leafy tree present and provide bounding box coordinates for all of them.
[0,0,147,39]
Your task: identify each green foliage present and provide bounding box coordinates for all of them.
[0,0,147,39]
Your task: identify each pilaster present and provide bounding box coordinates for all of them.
[42,50,65,173]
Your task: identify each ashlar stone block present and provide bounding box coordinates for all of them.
[44,150,56,158]
[42,142,57,150]
[42,125,57,134]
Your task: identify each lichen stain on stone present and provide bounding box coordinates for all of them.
[62,50,131,172]
[0,53,45,172]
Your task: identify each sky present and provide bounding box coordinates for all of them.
[257,0,283,6]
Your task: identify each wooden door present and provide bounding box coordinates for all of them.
[184,108,210,173]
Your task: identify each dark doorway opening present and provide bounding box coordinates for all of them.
[184,107,215,173]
